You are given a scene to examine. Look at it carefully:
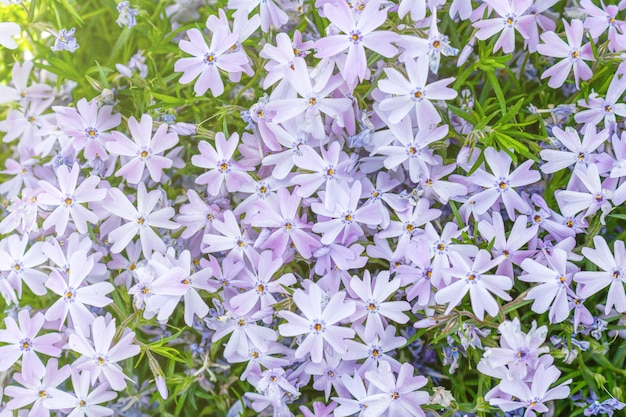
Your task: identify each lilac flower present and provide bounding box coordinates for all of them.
[265,59,352,140]
[473,0,533,54]
[68,316,140,391]
[344,325,406,375]
[378,56,457,128]
[397,0,426,21]
[116,1,138,28]
[38,163,106,234]
[229,250,296,315]
[490,364,571,417]
[305,353,353,400]
[105,183,179,257]
[481,318,548,381]
[43,371,117,417]
[0,22,19,49]
[0,310,62,380]
[278,282,355,363]
[312,181,382,245]
[54,98,122,161]
[363,361,429,417]
[522,0,559,53]
[574,236,626,314]
[44,251,114,334]
[228,0,288,32]
[576,75,626,130]
[580,0,625,52]
[107,114,178,183]
[174,26,247,96]
[50,28,79,52]
[349,271,411,341]
[376,198,441,254]
[191,132,253,196]
[478,213,538,279]
[4,358,71,417]
[292,141,353,207]
[251,188,319,259]
[0,98,53,151]
[372,118,448,183]
[555,163,613,224]
[0,61,53,104]
[210,309,277,362]
[435,250,512,321]
[0,234,48,300]
[202,210,258,263]
[314,0,399,86]
[332,372,376,417]
[537,19,594,89]
[466,147,540,219]
[540,125,609,174]
[519,248,575,324]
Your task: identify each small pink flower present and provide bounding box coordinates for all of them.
[107,114,178,184]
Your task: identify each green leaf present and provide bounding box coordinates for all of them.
[485,70,506,115]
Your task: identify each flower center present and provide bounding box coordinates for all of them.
[137,217,145,225]
[20,338,32,351]
[65,197,73,206]
[204,53,216,64]
[309,97,317,106]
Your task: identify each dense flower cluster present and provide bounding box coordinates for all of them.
[2,0,626,416]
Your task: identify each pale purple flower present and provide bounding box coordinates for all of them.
[478,212,538,279]
[0,60,54,104]
[43,371,117,417]
[229,250,296,315]
[291,141,353,207]
[576,75,626,129]
[53,98,121,161]
[0,22,19,49]
[314,0,399,86]
[106,114,178,183]
[519,248,575,324]
[473,0,533,54]
[378,56,457,128]
[0,310,61,380]
[311,181,382,245]
[44,251,114,334]
[4,358,71,417]
[349,271,411,341]
[522,0,559,52]
[116,1,138,28]
[0,234,48,300]
[574,236,626,314]
[537,19,594,89]
[466,147,540,219]
[265,60,352,140]
[397,0,426,21]
[363,361,429,417]
[68,316,140,391]
[228,0,288,32]
[38,163,106,234]
[105,183,179,257]
[210,310,277,362]
[372,118,448,183]
[435,250,512,321]
[50,28,79,52]
[481,318,549,381]
[580,0,626,52]
[555,163,613,224]
[490,364,571,417]
[376,197,441,254]
[278,282,356,363]
[0,98,53,151]
[201,210,258,264]
[344,325,406,375]
[540,125,609,174]
[174,26,247,96]
[250,187,319,259]
[305,353,353,401]
[191,132,253,196]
